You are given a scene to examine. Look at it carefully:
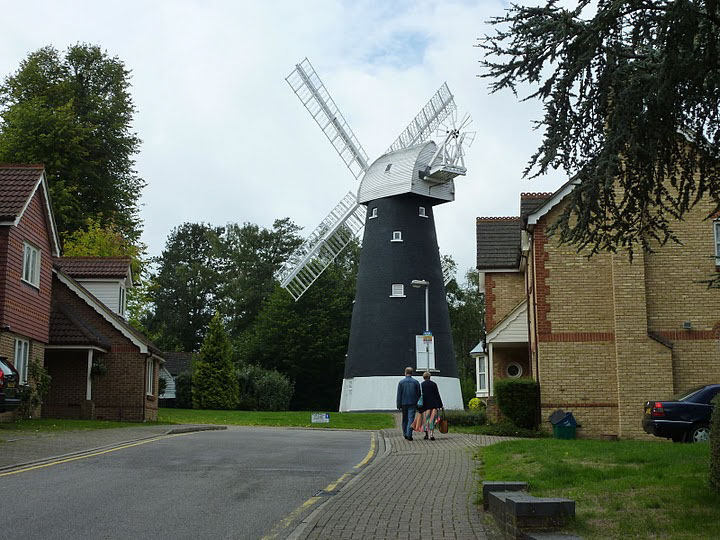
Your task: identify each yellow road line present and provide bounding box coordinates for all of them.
[262,432,378,539]
[0,432,194,477]
[353,432,376,469]
[260,496,322,540]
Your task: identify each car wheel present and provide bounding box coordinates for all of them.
[688,423,711,443]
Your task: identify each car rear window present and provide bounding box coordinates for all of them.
[671,385,706,402]
[0,359,14,376]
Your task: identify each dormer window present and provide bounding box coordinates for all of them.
[369,207,378,219]
[391,231,403,242]
[22,243,41,288]
[119,286,126,318]
[419,207,427,218]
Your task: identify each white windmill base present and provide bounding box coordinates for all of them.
[339,376,464,412]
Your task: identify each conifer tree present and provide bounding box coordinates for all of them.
[192,313,239,410]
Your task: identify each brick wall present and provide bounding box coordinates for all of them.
[0,330,45,419]
[486,272,525,332]
[43,349,88,419]
[0,189,53,343]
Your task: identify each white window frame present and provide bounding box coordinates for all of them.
[146,358,154,396]
[390,283,405,297]
[477,354,488,395]
[369,207,378,219]
[22,242,41,288]
[419,206,427,218]
[14,338,29,385]
[391,231,403,242]
[715,220,720,265]
[118,286,126,317]
[506,362,523,378]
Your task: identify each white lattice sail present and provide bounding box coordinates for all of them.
[275,192,366,300]
[385,83,456,154]
[287,58,370,179]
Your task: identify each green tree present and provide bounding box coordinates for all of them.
[192,313,239,410]
[447,267,485,404]
[146,222,225,352]
[238,242,359,410]
[221,218,302,338]
[0,44,144,242]
[480,1,720,269]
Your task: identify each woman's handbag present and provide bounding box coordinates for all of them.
[417,391,424,408]
[438,408,449,434]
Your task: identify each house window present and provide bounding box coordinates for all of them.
[506,362,523,378]
[14,338,29,385]
[146,358,154,396]
[369,207,378,219]
[384,163,392,173]
[118,286,126,317]
[391,231,403,242]
[419,206,427,218]
[715,220,720,264]
[22,243,41,288]
[390,283,405,297]
[477,355,487,393]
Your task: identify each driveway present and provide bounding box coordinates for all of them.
[0,427,371,540]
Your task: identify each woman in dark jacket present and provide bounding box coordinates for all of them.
[413,371,444,440]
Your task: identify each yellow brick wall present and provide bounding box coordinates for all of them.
[489,272,525,326]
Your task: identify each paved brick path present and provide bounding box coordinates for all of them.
[295,418,517,540]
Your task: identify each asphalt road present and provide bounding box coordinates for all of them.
[0,427,372,540]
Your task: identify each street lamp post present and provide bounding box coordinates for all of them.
[411,280,430,370]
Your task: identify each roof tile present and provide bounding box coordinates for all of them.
[476,217,522,270]
[54,257,132,279]
[0,165,44,221]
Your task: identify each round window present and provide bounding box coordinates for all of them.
[506,362,523,378]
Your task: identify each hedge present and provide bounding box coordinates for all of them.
[443,409,487,426]
[236,364,294,411]
[494,377,539,429]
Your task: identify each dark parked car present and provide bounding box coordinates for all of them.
[0,357,21,412]
[643,384,720,443]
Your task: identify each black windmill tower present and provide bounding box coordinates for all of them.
[276,59,474,410]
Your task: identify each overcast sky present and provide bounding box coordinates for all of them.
[1,0,567,279]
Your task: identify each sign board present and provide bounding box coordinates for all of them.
[422,331,433,343]
[311,413,330,423]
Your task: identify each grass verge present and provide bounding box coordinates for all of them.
[478,438,720,539]
[158,408,395,430]
[0,418,171,434]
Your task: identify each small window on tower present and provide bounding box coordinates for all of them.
[391,231,403,242]
[390,284,405,297]
[384,163,392,173]
[369,207,378,219]
[419,207,427,218]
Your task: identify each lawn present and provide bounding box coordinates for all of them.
[0,418,171,434]
[479,438,720,539]
[158,408,395,430]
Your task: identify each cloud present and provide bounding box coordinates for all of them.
[0,0,567,278]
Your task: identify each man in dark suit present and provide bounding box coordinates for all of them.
[396,366,421,440]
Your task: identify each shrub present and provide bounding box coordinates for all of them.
[710,395,720,492]
[476,421,547,438]
[236,364,294,411]
[18,361,51,418]
[174,372,193,409]
[468,397,486,410]
[494,377,539,429]
[443,408,487,427]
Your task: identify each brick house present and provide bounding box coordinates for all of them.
[476,185,720,438]
[0,164,162,421]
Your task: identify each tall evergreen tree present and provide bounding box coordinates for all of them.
[0,44,144,242]
[192,313,239,410]
[480,1,720,271]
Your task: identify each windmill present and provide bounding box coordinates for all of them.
[276,58,472,411]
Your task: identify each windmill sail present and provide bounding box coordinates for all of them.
[385,83,456,154]
[276,192,366,301]
[287,58,370,179]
